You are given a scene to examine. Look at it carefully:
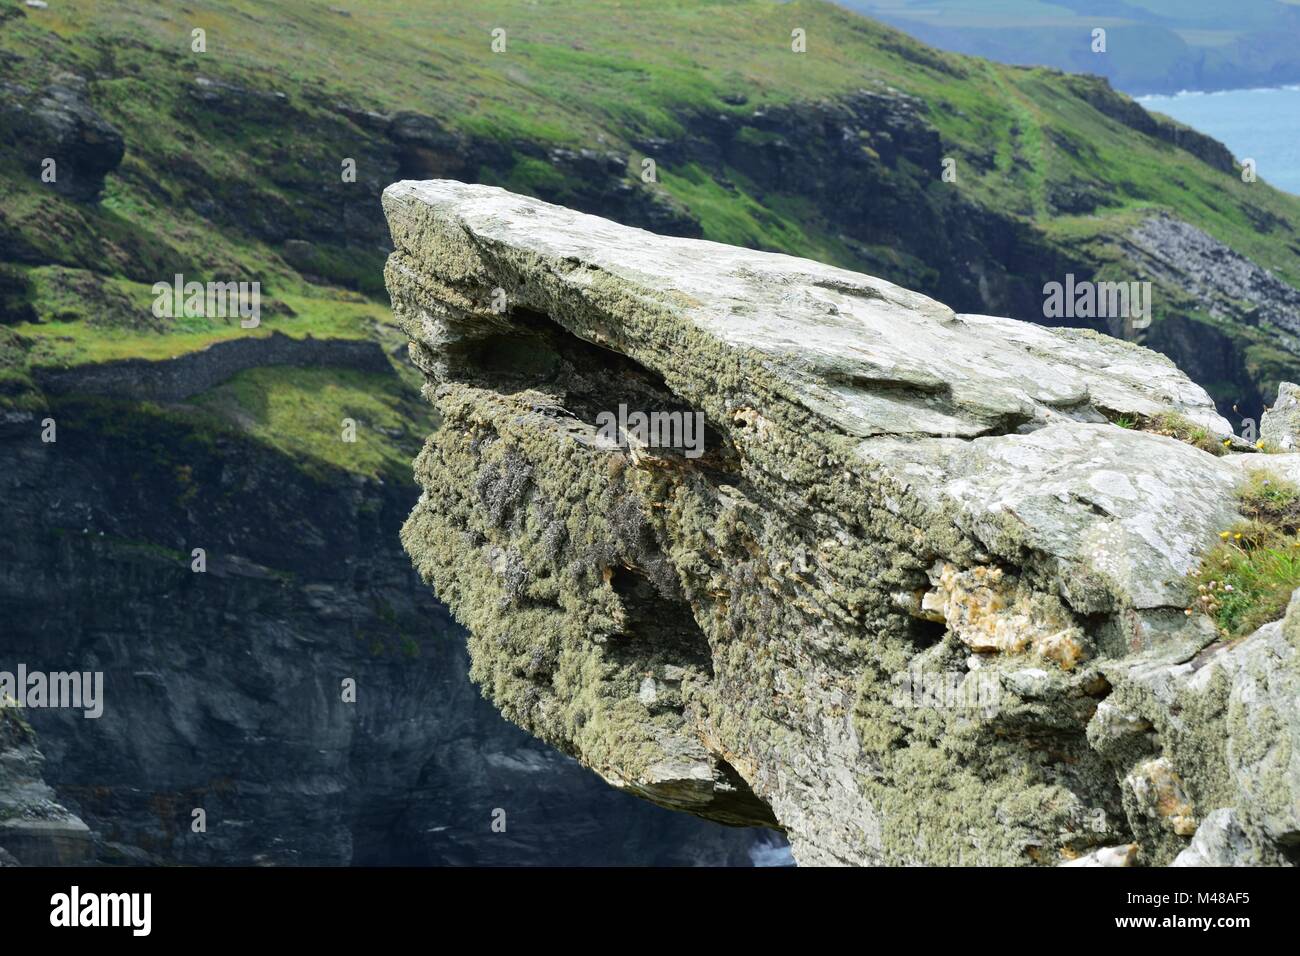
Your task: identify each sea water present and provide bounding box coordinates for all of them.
[1137,85,1300,196]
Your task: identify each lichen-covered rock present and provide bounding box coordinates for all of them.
[1095,589,1300,866]
[382,180,1298,866]
[1227,602,1300,851]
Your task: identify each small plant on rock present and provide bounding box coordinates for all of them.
[1147,411,1226,456]
[1189,470,1300,637]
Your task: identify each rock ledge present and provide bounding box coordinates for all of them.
[383,180,1298,866]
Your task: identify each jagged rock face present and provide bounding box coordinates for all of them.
[1125,214,1300,420]
[384,179,1299,866]
[1126,216,1300,338]
[1101,586,1300,867]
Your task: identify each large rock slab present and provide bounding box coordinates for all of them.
[383,179,1297,865]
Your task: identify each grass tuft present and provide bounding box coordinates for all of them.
[1189,470,1300,637]
[1144,411,1228,456]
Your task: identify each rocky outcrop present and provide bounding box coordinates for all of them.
[0,710,93,865]
[384,180,1300,866]
[1127,213,1300,342]
[1100,586,1300,866]
[0,72,125,202]
[1127,215,1300,420]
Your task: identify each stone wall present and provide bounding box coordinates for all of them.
[35,332,395,402]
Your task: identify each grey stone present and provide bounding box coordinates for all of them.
[1227,602,1300,851]
[0,72,124,201]
[1172,808,1254,866]
[1093,593,1300,866]
[1261,382,1300,451]
[1128,215,1300,339]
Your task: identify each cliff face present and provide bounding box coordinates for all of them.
[0,396,769,867]
[384,180,1300,866]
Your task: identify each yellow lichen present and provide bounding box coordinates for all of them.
[920,562,1088,669]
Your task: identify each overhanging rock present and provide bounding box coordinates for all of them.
[382,179,1299,866]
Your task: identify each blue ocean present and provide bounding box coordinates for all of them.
[1138,86,1300,195]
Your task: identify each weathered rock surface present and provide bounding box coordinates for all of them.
[383,179,1299,866]
[1096,590,1300,866]
[1262,382,1300,452]
[1124,214,1300,420]
[1171,808,1253,866]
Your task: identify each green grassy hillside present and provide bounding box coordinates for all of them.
[3,0,1300,452]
